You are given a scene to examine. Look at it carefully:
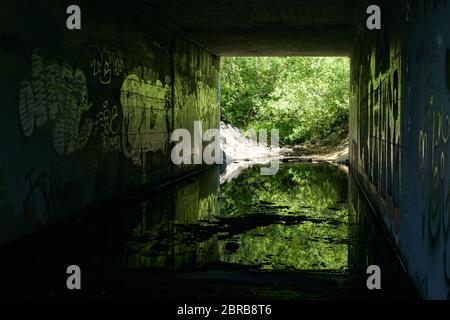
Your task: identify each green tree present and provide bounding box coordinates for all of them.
[220,57,349,145]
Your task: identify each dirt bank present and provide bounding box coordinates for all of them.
[281,139,349,164]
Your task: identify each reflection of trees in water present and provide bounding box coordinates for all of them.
[223,223,348,270]
[220,163,348,216]
[220,163,349,270]
[125,167,220,269]
[122,164,350,271]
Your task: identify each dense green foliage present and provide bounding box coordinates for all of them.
[220,57,350,145]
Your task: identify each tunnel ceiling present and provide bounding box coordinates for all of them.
[137,0,358,56]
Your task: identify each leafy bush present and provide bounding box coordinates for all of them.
[220,57,349,145]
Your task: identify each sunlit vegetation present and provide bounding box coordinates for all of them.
[220,57,350,145]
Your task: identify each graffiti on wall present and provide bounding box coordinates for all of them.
[173,50,219,136]
[174,75,217,128]
[89,45,125,85]
[20,156,84,225]
[404,1,450,297]
[415,52,450,286]
[3,14,220,247]
[120,73,171,166]
[94,99,122,154]
[353,29,402,233]
[23,168,55,222]
[18,48,93,156]
[348,1,450,298]
[418,101,450,245]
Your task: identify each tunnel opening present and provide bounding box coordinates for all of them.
[217,55,351,272]
[219,56,350,159]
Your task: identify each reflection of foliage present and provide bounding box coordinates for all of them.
[220,163,348,270]
[126,167,220,270]
[220,163,347,215]
[127,230,219,270]
[125,164,349,272]
[224,223,348,270]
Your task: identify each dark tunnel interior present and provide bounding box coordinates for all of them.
[0,0,450,307]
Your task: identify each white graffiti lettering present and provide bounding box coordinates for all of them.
[89,46,125,85]
[18,48,92,155]
[120,73,170,166]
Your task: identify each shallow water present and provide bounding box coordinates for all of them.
[0,163,419,299]
[219,164,348,271]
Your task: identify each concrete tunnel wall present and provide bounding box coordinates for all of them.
[350,0,450,299]
[0,1,219,245]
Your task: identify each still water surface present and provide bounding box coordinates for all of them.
[0,163,418,299]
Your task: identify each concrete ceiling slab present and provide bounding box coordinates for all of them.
[136,0,357,56]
